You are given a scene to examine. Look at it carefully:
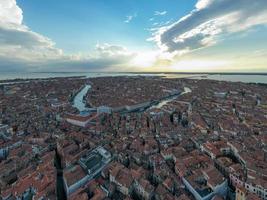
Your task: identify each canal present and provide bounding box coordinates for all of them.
[72,85,192,114]
[148,87,192,110]
[73,84,91,112]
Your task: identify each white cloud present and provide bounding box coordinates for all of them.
[0,0,22,25]
[151,0,267,54]
[195,0,212,10]
[39,43,137,72]
[0,0,138,72]
[0,0,63,63]
[154,11,167,16]
[124,15,133,23]
[95,43,134,57]
[124,13,137,23]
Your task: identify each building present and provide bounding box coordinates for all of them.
[236,186,261,200]
[65,113,97,127]
[63,165,90,196]
[174,151,228,200]
[1,152,56,200]
[0,124,11,140]
[134,178,154,200]
[0,148,8,160]
[111,167,134,196]
[230,173,267,200]
[63,147,111,196]
[79,146,112,175]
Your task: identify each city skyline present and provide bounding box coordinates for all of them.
[0,0,267,72]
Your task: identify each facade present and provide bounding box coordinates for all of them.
[109,165,134,196]
[236,186,262,200]
[113,171,133,196]
[230,174,267,200]
[65,113,97,127]
[134,178,154,200]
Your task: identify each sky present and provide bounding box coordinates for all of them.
[0,0,267,73]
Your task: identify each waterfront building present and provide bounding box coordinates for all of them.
[65,113,97,127]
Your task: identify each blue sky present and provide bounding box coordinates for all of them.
[18,0,195,53]
[0,0,267,72]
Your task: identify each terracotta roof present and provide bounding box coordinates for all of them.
[115,168,133,188]
[139,178,154,193]
[177,194,191,200]
[64,165,87,187]
[65,113,97,122]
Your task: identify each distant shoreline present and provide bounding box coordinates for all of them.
[0,72,267,84]
[1,71,266,75]
[33,71,267,75]
[128,72,267,75]
[0,76,86,84]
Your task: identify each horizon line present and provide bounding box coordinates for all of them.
[10,71,267,75]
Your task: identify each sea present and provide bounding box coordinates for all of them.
[0,72,266,84]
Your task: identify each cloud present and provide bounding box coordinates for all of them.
[124,13,137,23]
[0,43,137,72]
[0,55,32,72]
[152,0,267,54]
[124,15,133,23]
[0,0,63,63]
[0,0,23,25]
[95,43,134,57]
[0,0,138,72]
[36,43,137,72]
[154,11,167,16]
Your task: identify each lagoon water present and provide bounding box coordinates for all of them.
[193,74,267,84]
[0,72,266,84]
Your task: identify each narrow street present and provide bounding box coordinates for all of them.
[54,149,67,200]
